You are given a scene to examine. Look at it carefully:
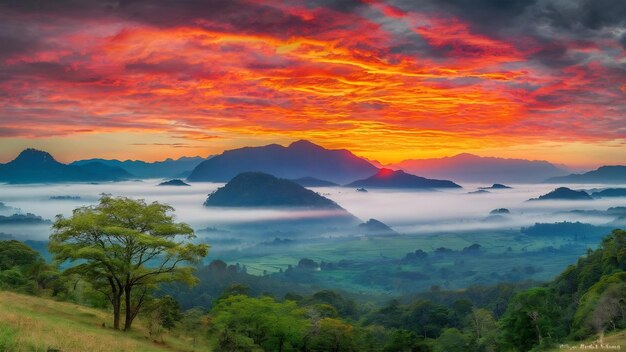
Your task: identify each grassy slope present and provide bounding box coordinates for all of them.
[0,291,211,352]
[546,330,626,351]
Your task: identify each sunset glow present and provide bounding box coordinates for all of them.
[0,0,624,166]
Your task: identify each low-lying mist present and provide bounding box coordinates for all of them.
[0,180,624,243]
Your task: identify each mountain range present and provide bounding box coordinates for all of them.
[546,166,626,184]
[72,156,210,179]
[0,149,131,184]
[188,140,378,184]
[387,153,568,183]
[3,143,623,186]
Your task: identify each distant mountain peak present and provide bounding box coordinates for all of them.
[375,168,400,178]
[14,148,56,163]
[288,140,323,149]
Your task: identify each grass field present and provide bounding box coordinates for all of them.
[0,291,212,352]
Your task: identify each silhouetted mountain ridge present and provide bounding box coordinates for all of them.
[188,140,378,184]
[546,165,626,184]
[388,153,568,183]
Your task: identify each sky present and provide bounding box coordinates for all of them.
[0,0,624,167]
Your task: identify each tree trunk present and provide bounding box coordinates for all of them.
[112,294,121,330]
[534,320,543,344]
[124,285,133,331]
[278,336,284,352]
[107,276,122,330]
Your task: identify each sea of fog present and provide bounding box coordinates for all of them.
[0,180,625,242]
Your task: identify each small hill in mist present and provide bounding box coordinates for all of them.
[529,187,592,201]
[357,218,398,235]
[591,188,626,198]
[204,172,345,209]
[0,149,131,184]
[188,140,378,184]
[158,179,190,186]
[346,168,460,189]
[479,183,512,190]
[388,153,567,183]
[546,165,626,184]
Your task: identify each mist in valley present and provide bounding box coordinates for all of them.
[0,180,623,244]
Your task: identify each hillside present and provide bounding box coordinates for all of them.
[0,291,209,352]
[546,165,626,184]
[346,168,461,189]
[388,153,567,183]
[188,140,378,184]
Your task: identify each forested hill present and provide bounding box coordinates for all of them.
[499,228,626,350]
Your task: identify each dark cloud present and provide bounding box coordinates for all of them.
[432,0,536,28]
[0,62,103,83]
[305,0,364,12]
[556,0,626,30]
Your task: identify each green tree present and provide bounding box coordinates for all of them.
[211,295,310,352]
[0,240,55,293]
[434,328,470,352]
[144,295,182,340]
[0,240,40,270]
[309,318,357,352]
[601,229,626,272]
[465,308,497,352]
[382,329,427,352]
[49,195,208,330]
[499,287,560,351]
[181,307,207,348]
